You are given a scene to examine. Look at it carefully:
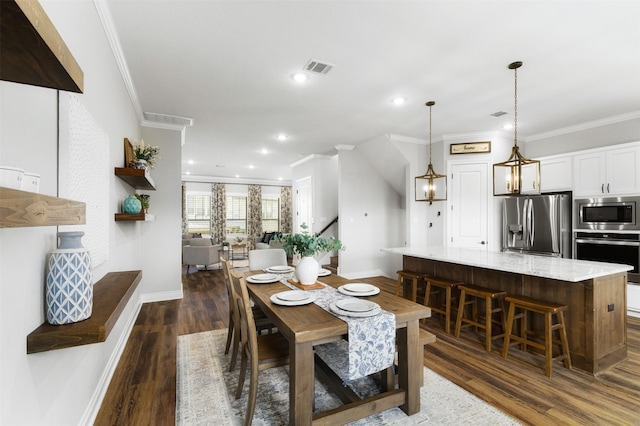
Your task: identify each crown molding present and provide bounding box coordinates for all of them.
[289,154,334,168]
[526,110,640,142]
[335,144,355,151]
[182,175,291,187]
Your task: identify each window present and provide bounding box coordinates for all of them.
[186,194,210,234]
[226,195,247,234]
[262,197,280,232]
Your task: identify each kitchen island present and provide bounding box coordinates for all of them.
[383,246,632,374]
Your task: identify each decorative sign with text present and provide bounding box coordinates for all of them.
[450,141,491,155]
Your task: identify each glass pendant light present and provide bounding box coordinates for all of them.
[415,101,447,203]
[493,61,540,196]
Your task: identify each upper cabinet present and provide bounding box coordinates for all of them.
[0,0,83,93]
[573,144,640,197]
[539,155,572,193]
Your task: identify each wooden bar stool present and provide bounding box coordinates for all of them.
[454,284,507,352]
[501,295,572,377]
[395,270,425,303]
[423,277,464,334]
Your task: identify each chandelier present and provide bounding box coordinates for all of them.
[415,101,447,203]
[493,61,540,195]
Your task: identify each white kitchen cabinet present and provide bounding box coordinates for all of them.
[540,155,572,192]
[628,283,640,318]
[573,144,640,197]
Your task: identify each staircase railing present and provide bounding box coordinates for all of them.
[316,216,338,237]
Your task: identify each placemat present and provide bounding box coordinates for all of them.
[287,278,325,290]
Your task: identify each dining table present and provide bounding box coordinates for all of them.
[244,270,431,425]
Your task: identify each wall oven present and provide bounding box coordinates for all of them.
[574,232,639,282]
[574,196,640,231]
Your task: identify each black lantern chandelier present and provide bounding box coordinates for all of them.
[493,61,540,195]
[415,101,447,203]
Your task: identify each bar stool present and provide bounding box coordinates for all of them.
[395,270,425,303]
[501,295,572,377]
[423,277,464,334]
[454,284,507,352]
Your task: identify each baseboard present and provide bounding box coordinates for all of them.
[339,269,386,280]
[79,295,142,425]
[140,289,184,304]
[628,308,640,318]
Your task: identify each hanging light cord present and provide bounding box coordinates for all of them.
[513,65,518,148]
[428,103,433,164]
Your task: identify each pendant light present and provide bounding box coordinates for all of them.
[415,101,447,203]
[493,61,540,195]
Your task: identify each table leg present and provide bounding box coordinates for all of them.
[397,319,421,414]
[290,340,314,425]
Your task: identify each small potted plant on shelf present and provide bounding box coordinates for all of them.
[132,140,160,170]
[135,194,150,213]
[279,223,344,285]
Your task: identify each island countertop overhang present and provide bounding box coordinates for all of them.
[382,246,632,282]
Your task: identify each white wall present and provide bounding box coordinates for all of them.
[0,2,179,424]
[338,149,404,278]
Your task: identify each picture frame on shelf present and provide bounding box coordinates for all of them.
[124,138,134,168]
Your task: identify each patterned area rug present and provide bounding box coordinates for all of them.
[177,329,521,425]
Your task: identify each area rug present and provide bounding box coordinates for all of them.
[177,329,521,425]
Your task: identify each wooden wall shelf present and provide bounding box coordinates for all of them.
[114,168,156,190]
[0,0,83,93]
[0,187,86,228]
[114,213,156,222]
[27,270,142,354]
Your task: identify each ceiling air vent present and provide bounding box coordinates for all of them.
[490,111,508,117]
[144,112,194,126]
[304,59,334,75]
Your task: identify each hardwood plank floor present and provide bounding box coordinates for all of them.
[95,270,640,425]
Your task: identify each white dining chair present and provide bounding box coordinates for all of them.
[248,248,287,271]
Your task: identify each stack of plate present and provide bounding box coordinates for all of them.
[318,268,331,277]
[329,299,381,317]
[264,265,294,274]
[246,273,280,284]
[337,283,380,297]
[270,290,316,306]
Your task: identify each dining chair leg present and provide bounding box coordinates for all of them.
[236,352,248,399]
[245,360,259,426]
[224,315,234,355]
[229,327,241,371]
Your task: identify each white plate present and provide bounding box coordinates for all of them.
[270,292,316,306]
[266,265,293,272]
[329,302,381,317]
[335,299,377,312]
[246,273,280,284]
[276,290,310,302]
[343,283,377,293]
[318,268,331,277]
[337,285,380,297]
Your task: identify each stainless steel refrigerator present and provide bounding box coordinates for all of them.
[502,193,572,258]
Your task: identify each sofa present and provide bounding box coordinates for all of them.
[254,232,284,249]
[183,238,222,270]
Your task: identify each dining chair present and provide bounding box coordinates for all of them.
[221,257,274,372]
[229,271,289,425]
[248,248,287,271]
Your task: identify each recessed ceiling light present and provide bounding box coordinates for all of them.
[188,160,194,165]
[503,123,513,130]
[277,133,287,141]
[185,171,191,175]
[248,164,254,169]
[391,97,407,106]
[235,174,240,178]
[261,148,268,155]
[278,177,283,181]
[291,72,309,83]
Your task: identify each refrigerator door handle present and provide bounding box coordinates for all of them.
[528,198,535,247]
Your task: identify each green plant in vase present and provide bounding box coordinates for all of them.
[135,194,150,213]
[132,139,160,170]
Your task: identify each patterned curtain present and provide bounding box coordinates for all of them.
[246,185,262,250]
[181,182,189,236]
[280,186,293,234]
[210,183,226,244]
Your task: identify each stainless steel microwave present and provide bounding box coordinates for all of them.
[575,196,640,231]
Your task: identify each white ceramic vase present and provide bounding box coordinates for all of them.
[296,256,319,285]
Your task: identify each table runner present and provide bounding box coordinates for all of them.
[281,279,395,381]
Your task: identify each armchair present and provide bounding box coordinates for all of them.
[183,238,222,271]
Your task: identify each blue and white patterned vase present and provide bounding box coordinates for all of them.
[46,231,93,325]
[123,195,142,214]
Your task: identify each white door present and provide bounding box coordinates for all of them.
[449,162,488,248]
[295,177,312,233]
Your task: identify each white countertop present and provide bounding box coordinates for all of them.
[382,246,633,282]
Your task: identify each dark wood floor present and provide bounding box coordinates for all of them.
[95,269,640,425]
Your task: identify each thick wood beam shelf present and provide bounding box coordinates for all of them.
[0,187,86,228]
[0,0,84,93]
[114,213,156,222]
[27,270,142,354]
[114,168,156,190]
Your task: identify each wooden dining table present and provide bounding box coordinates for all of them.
[244,271,431,425]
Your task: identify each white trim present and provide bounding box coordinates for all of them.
[289,154,334,168]
[141,119,188,132]
[339,269,386,280]
[182,175,292,187]
[335,144,355,151]
[79,295,142,426]
[527,110,640,142]
[442,131,505,142]
[140,289,184,304]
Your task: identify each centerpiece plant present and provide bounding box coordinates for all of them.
[279,223,344,284]
[132,140,160,170]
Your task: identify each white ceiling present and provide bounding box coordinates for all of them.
[106,0,640,183]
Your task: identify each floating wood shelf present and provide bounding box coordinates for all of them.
[27,270,142,354]
[0,187,86,228]
[0,0,83,93]
[114,167,156,190]
[114,213,156,222]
